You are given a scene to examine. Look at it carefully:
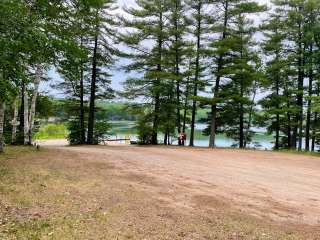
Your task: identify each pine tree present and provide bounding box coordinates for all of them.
[208,0,230,148]
[87,0,118,144]
[166,0,189,145]
[213,2,264,148]
[198,0,265,148]
[260,13,287,150]
[120,0,171,144]
[273,0,307,150]
[186,0,212,147]
[56,0,93,144]
[304,0,319,151]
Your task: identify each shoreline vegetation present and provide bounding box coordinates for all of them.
[33,122,320,157]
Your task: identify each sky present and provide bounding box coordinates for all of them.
[42,0,272,97]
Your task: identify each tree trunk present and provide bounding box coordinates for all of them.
[23,88,29,145]
[87,20,99,145]
[164,132,168,145]
[11,96,19,144]
[311,82,319,151]
[244,81,257,148]
[275,113,280,150]
[182,61,191,133]
[18,82,25,144]
[189,1,202,147]
[174,0,182,145]
[311,112,317,151]
[152,10,164,145]
[152,94,160,145]
[274,51,281,150]
[305,45,313,151]
[297,22,304,151]
[209,0,229,148]
[239,83,244,148]
[274,68,280,150]
[28,66,42,145]
[0,102,5,153]
[239,107,244,148]
[287,112,292,149]
[80,59,85,144]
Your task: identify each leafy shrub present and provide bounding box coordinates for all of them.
[136,118,153,145]
[67,120,83,145]
[93,121,111,144]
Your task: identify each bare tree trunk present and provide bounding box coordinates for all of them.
[23,89,29,145]
[173,0,182,145]
[87,16,99,145]
[189,1,202,147]
[297,22,304,151]
[209,0,229,148]
[11,96,19,144]
[182,60,192,134]
[182,76,190,133]
[79,38,86,144]
[311,112,317,152]
[151,10,164,145]
[244,81,257,148]
[239,98,244,148]
[28,67,42,144]
[311,82,320,151]
[0,102,5,153]
[305,44,313,151]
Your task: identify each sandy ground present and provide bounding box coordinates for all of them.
[60,145,320,225]
[1,143,320,239]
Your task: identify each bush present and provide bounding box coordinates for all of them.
[93,121,111,144]
[136,118,153,145]
[67,120,83,145]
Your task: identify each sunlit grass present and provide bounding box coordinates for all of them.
[35,123,68,140]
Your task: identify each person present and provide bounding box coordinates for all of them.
[182,132,187,146]
[179,133,183,146]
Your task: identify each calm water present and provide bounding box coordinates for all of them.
[110,121,275,150]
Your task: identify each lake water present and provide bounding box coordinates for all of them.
[110,121,275,150]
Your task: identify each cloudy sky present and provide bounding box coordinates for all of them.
[44,0,272,97]
[117,0,271,8]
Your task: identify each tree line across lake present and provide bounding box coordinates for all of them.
[1,0,320,152]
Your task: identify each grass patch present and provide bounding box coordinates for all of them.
[5,219,52,240]
[0,168,13,178]
[276,149,320,157]
[35,124,68,140]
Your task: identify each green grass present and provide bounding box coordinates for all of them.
[276,149,320,157]
[35,124,68,140]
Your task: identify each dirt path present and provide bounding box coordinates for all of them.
[60,145,320,226]
[1,144,320,239]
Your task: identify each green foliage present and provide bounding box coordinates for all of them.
[93,121,112,145]
[96,102,137,121]
[67,120,83,145]
[36,95,54,119]
[136,118,154,145]
[35,124,68,140]
[67,119,111,145]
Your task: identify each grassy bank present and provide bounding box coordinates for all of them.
[35,124,68,140]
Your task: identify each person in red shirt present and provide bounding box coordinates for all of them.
[179,132,187,146]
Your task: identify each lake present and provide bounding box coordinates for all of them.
[109,121,275,150]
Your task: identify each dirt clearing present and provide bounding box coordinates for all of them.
[0,145,320,239]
